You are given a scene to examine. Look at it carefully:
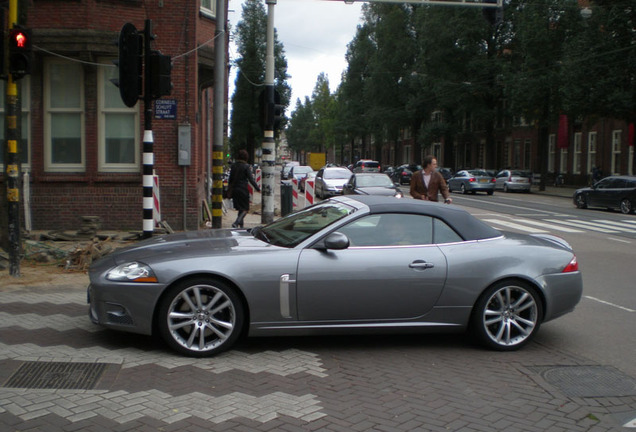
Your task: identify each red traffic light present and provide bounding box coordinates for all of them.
[14,32,27,48]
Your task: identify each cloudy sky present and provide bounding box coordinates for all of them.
[227,0,364,112]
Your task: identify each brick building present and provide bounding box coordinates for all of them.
[1,0,228,231]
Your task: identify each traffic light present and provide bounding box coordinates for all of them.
[112,23,142,107]
[149,50,172,99]
[8,26,32,80]
[273,89,284,131]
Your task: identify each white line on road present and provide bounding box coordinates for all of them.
[584,296,635,313]
[483,219,548,233]
[544,219,618,233]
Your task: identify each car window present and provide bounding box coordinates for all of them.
[324,168,352,179]
[337,214,433,247]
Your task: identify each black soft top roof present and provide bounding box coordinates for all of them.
[336,195,501,241]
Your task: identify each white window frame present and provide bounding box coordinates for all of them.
[548,134,556,172]
[559,148,568,173]
[573,132,582,174]
[0,78,30,170]
[200,0,216,18]
[98,59,140,172]
[586,131,597,174]
[44,59,85,172]
[611,130,621,175]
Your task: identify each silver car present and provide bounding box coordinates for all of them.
[495,169,532,193]
[314,166,352,198]
[448,169,496,195]
[88,195,582,357]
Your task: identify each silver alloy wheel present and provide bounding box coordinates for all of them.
[461,183,467,194]
[477,283,540,350]
[620,199,632,214]
[159,280,242,356]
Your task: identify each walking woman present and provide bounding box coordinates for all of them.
[227,149,260,228]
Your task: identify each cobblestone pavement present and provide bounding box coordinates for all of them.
[1,275,636,432]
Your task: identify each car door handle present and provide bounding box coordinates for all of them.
[409,260,434,270]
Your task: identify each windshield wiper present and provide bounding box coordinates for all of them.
[250,226,270,243]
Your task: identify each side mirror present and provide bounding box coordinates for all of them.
[315,232,350,250]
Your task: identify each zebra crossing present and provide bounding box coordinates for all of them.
[481,215,636,236]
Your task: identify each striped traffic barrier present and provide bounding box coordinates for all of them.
[255,168,262,189]
[292,177,299,210]
[152,173,161,227]
[305,179,315,206]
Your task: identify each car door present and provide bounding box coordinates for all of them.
[315,168,325,197]
[495,171,508,190]
[295,213,448,321]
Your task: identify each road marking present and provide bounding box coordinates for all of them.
[517,218,583,233]
[483,219,547,233]
[544,219,618,233]
[584,296,635,313]
[608,237,632,244]
[591,219,636,232]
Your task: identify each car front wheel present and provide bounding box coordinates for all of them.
[471,280,543,351]
[620,198,633,214]
[575,194,587,209]
[157,278,244,357]
[461,184,468,194]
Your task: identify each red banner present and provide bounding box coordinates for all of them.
[557,114,569,149]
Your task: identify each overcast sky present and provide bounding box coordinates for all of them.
[228,0,364,112]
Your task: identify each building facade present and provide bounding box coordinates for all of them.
[1,0,228,231]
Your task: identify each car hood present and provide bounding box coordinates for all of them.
[96,229,270,267]
[355,186,398,196]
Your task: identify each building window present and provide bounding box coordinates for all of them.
[587,131,597,175]
[560,148,568,173]
[200,0,216,18]
[44,60,84,172]
[99,61,139,172]
[548,134,555,172]
[573,132,582,174]
[611,130,621,175]
[0,79,30,169]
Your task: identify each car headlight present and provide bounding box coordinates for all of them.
[107,262,158,283]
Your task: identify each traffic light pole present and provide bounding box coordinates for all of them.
[261,0,277,225]
[142,19,154,239]
[4,0,22,277]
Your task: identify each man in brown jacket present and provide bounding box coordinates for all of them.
[410,155,452,204]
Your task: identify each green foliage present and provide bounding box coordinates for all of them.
[229,0,290,159]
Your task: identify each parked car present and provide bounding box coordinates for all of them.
[573,175,636,214]
[495,169,532,193]
[438,167,454,181]
[343,173,403,198]
[314,166,352,198]
[281,162,299,180]
[289,165,314,185]
[299,171,317,192]
[88,194,582,357]
[391,164,422,185]
[448,169,496,195]
[353,159,381,173]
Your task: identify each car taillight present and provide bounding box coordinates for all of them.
[402,172,408,176]
[469,178,476,182]
[562,256,578,273]
[491,178,496,183]
[508,176,512,182]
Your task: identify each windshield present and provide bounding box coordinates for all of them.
[294,166,313,174]
[357,174,393,187]
[324,168,352,179]
[253,201,357,247]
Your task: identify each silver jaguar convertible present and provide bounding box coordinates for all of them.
[88,195,582,357]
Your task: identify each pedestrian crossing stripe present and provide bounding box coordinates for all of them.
[483,218,583,233]
[548,219,636,234]
[483,219,548,233]
[592,219,636,231]
[544,219,617,233]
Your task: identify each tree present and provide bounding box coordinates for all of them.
[229,0,290,160]
[286,97,317,156]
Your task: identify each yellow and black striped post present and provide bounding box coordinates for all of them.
[4,0,22,276]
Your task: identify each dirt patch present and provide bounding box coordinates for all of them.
[0,263,88,291]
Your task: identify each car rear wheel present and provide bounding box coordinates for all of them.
[620,198,633,214]
[157,278,244,357]
[575,194,587,209]
[471,280,542,351]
